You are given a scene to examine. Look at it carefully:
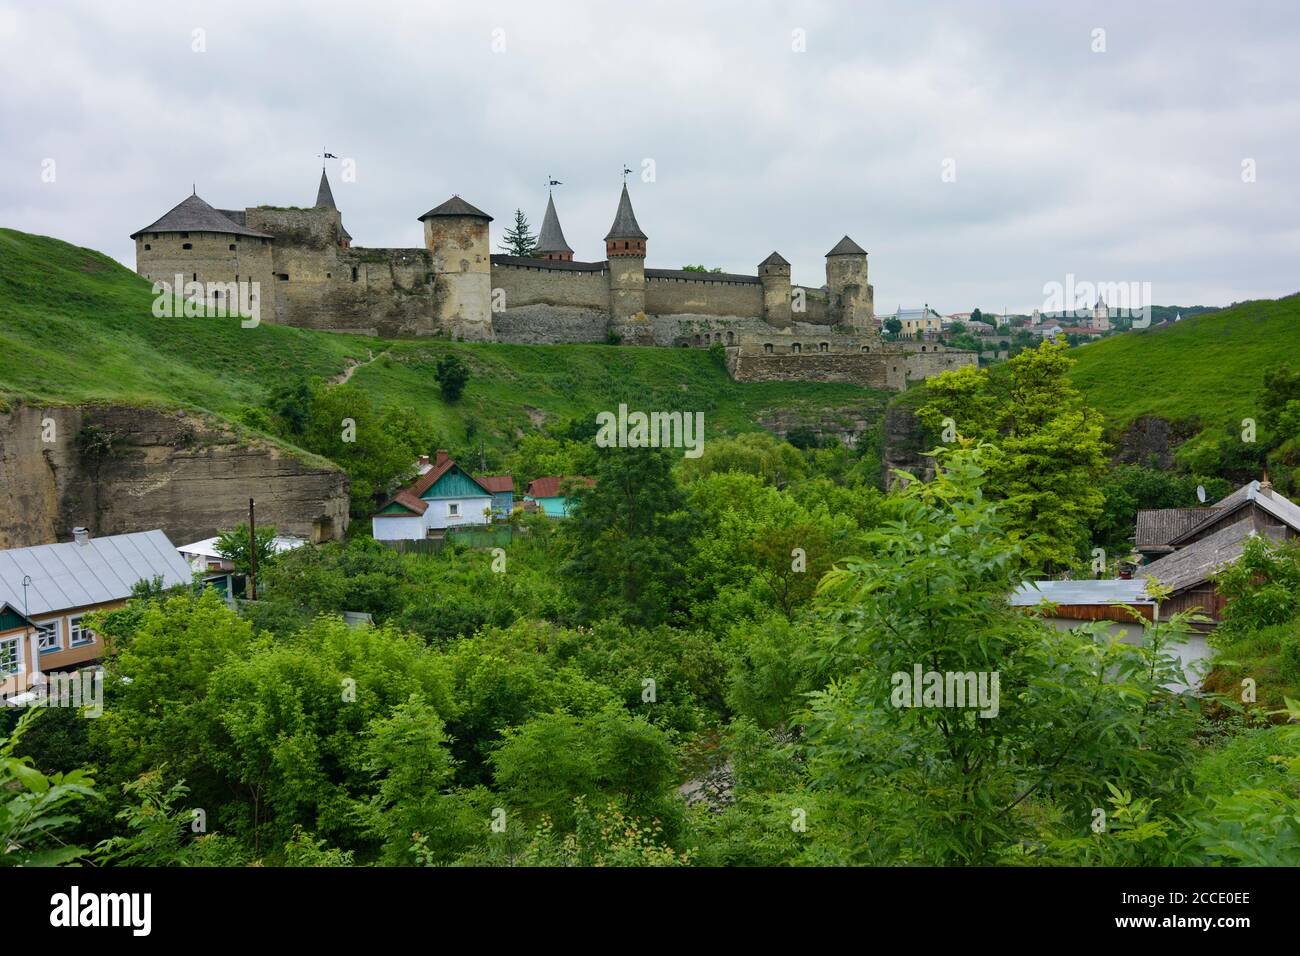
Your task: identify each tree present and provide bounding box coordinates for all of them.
[1,710,99,866]
[971,307,983,324]
[215,523,280,578]
[681,264,723,273]
[883,317,902,339]
[265,377,314,436]
[917,340,1108,570]
[435,353,470,402]
[499,209,537,257]
[806,446,1200,864]
[561,447,694,627]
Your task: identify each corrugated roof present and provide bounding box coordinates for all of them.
[1167,481,1300,547]
[131,193,273,240]
[0,530,192,616]
[604,184,647,241]
[535,194,573,254]
[826,235,867,257]
[1144,518,1284,594]
[1010,579,1153,607]
[1136,508,1217,549]
[418,196,493,222]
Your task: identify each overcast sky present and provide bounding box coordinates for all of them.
[2,0,1297,312]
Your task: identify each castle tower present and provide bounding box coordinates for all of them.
[825,235,875,333]
[604,183,651,345]
[758,252,792,329]
[420,195,495,341]
[1092,296,1110,331]
[535,193,574,262]
[314,168,351,248]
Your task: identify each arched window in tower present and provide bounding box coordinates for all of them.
[819,342,829,352]
[727,331,735,345]
[763,343,773,354]
[792,343,801,354]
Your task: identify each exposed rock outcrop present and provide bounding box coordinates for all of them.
[0,403,349,549]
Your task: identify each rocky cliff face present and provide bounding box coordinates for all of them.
[0,403,349,549]
[881,403,936,487]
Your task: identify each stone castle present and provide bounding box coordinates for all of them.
[131,168,974,390]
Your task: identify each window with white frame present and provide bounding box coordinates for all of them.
[69,615,95,647]
[36,619,61,654]
[0,636,18,675]
[448,503,459,517]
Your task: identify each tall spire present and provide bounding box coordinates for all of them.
[315,168,337,210]
[604,183,647,243]
[535,194,574,261]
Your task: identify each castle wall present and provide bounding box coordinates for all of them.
[726,344,975,391]
[644,274,762,319]
[491,261,609,311]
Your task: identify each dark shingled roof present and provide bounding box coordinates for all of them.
[491,255,606,272]
[418,196,493,222]
[535,194,573,254]
[131,193,273,240]
[604,184,647,241]
[315,169,337,210]
[759,251,790,267]
[826,235,867,257]
[646,268,759,284]
[1136,508,1218,551]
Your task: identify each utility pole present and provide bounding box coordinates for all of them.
[248,497,257,601]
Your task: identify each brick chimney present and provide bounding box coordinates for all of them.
[418,454,430,467]
[435,449,449,467]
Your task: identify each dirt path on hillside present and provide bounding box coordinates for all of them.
[330,348,388,386]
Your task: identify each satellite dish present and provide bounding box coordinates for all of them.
[1196,485,1207,503]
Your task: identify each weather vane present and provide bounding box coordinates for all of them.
[547,175,562,194]
[622,165,632,183]
[318,148,338,168]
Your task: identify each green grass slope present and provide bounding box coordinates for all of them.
[1067,294,1300,430]
[0,229,888,449]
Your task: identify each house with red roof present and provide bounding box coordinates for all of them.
[523,476,595,518]
[475,474,515,519]
[371,450,495,540]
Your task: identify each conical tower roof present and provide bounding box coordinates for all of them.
[535,194,573,254]
[604,183,647,241]
[315,168,337,209]
[826,235,867,257]
[418,196,493,222]
[130,192,272,240]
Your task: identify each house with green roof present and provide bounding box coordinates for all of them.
[371,450,494,541]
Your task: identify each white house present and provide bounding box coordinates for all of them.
[371,450,494,541]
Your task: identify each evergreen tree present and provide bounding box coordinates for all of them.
[499,209,537,257]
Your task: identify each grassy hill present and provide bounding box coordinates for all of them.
[1067,293,1300,430]
[0,228,888,453]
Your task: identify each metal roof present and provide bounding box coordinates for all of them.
[604,184,647,241]
[0,530,192,617]
[1010,578,1154,607]
[131,192,273,240]
[315,169,337,210]
[418,196,493,222]
[1144,518,1283,594]
[826,235,867,257]
[535,194,574,254]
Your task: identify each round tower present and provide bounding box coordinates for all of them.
[604,183,651,344]
[825,235,875,333]
[419,196,494,341]
[758,251,792,329]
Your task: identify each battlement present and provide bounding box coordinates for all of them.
[129,168,970,389]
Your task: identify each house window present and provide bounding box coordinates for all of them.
[448,503,460,517]
[36,620,61,654]
[182,243,193,250]
[69,615,95,647]
[0,636,17,676]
